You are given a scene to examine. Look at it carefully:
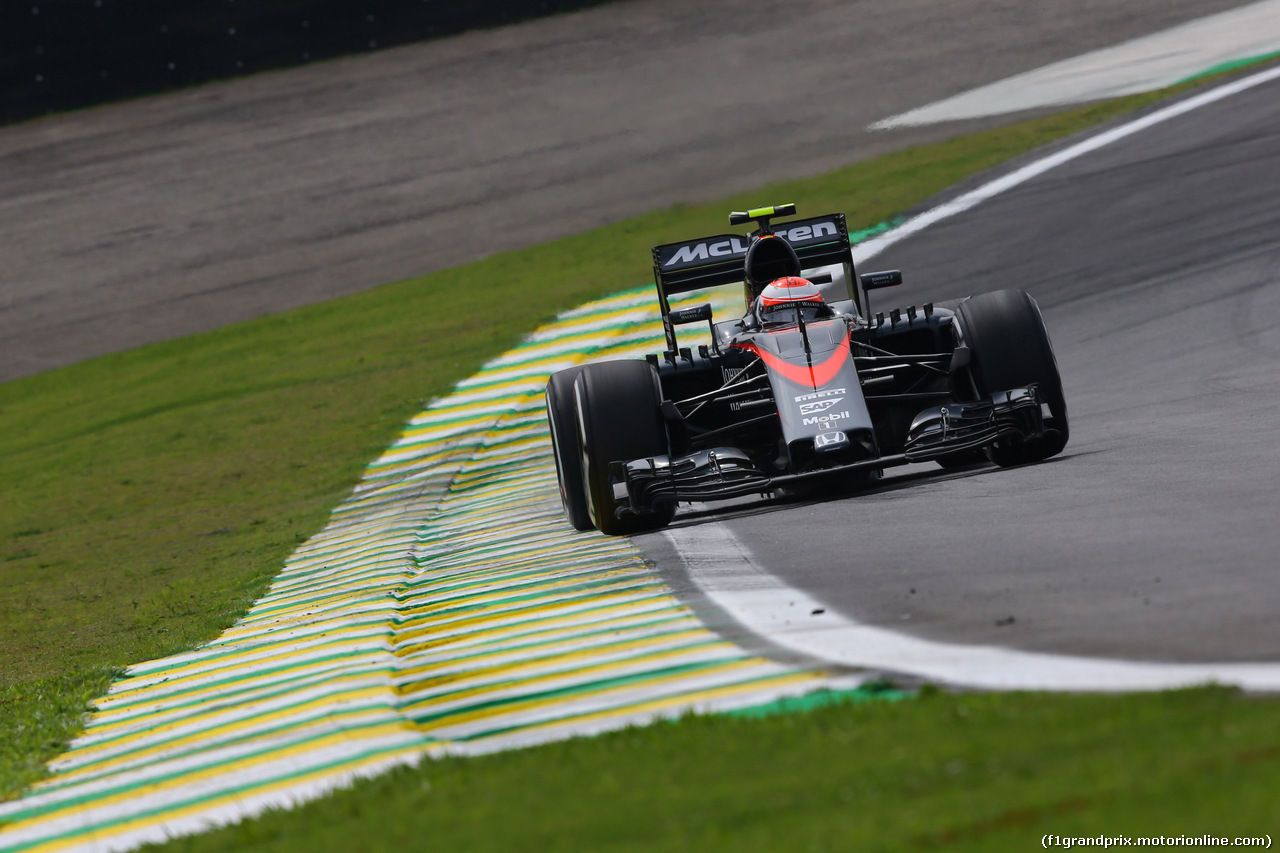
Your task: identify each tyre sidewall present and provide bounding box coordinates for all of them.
[956,289,1069,464]
[546,365,593,530]
[574,360,674,536]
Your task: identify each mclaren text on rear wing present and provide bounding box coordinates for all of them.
[652,213,852,297]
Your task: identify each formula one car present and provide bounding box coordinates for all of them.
[546,204,1068,535]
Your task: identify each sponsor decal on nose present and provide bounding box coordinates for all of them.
[799,399,840,416]
[814,430,849,452]
[795,388,846,402]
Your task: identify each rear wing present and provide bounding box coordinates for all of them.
[650,212,858,354]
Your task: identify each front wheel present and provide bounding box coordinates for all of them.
[574,360,675,536]
[955,289,1069,467]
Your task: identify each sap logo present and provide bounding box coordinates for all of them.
[799,399,841,416]
[795,388,845,403]
[773,221,839,245]
[803,410,850,426]
[663,237,749,267]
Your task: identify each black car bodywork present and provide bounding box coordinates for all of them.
[546,204,1069,535]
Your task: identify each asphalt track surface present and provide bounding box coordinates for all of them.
[0,0,1253,382]
[641,70,1280,667]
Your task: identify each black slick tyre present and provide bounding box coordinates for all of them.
[955,289,1069,467]
[573,359,675,536]
[545,365,592,531]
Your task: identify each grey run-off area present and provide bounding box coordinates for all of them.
[0,0,1255,382]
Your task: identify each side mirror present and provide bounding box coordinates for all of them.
[860,269,903,290]
[669,303,721,355]
[669,303,713,325]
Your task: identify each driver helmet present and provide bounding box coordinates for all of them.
[753,276,828,326]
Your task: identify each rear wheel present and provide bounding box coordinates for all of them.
[574,360,675,536]
[545,365,592,531]
[955,289,1069,467]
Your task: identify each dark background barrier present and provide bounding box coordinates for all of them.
[1,0,609,125]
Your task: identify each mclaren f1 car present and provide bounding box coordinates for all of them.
[546,204,1068,535]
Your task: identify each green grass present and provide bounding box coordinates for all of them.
[3,68,1277,832]
[146,687,1277,852]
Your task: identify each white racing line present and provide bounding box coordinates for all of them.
[661,62,1280,693]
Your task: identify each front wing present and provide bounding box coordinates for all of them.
[612,385,1046,517]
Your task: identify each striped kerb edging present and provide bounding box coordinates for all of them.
[0,287,863,853]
